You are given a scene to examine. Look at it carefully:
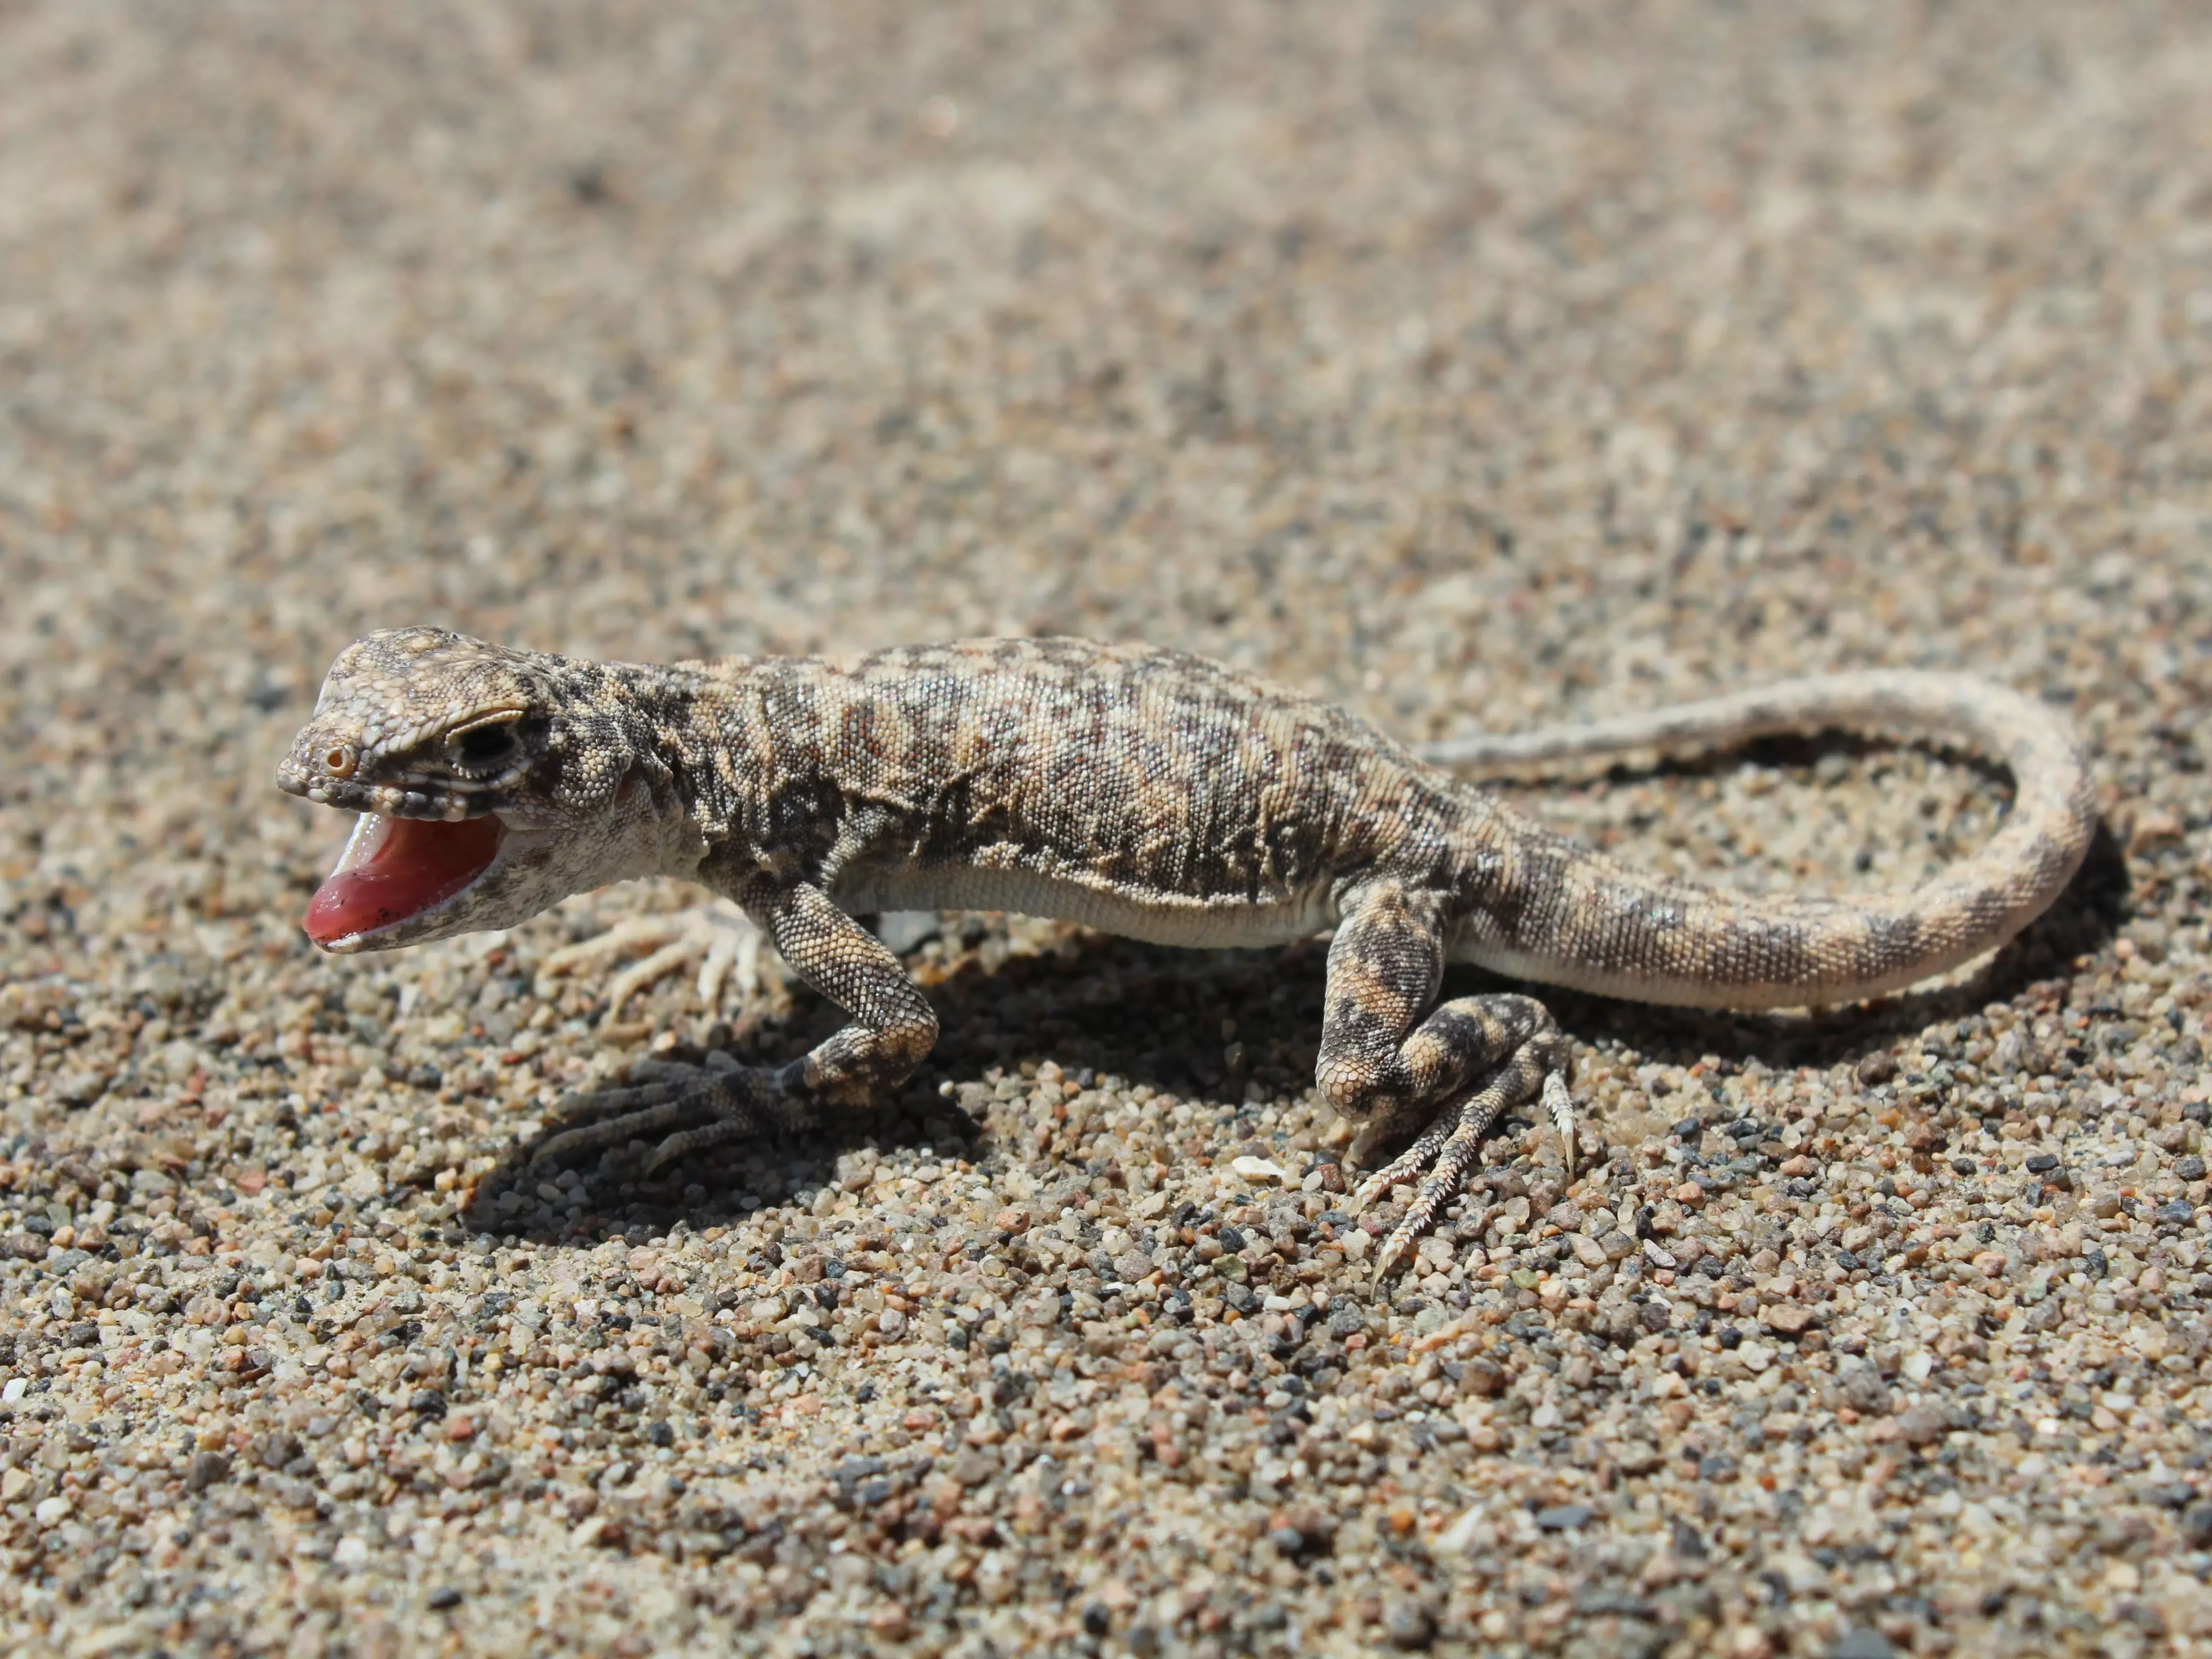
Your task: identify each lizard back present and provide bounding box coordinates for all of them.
[674,637,1459,948]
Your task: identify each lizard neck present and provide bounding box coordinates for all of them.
[598,655,794,881]
[581,658,734,881]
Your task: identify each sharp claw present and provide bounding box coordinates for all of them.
[1544,1071,1577,1178]
[1370,1223,1418,1295]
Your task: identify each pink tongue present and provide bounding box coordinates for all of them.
[304,815,504,944]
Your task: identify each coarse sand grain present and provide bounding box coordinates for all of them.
[2,4,2211,1656]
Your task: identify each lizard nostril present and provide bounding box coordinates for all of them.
[324,744,358,778]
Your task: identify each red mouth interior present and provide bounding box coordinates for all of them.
[304,815,504,945]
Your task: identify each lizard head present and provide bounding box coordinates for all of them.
[278,627,690,952]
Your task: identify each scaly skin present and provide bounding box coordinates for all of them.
[279,629,2096,1279]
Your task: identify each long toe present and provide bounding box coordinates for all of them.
[535,917,686,981]
[542,1076,692,1127]
[643,1113,758,1174]
[605,939,706,1018]
[1350,1112,1456,1214]
[1371,1117,1490,1289]
[1543,1070,1578,1176]
[628,1058,711,1086]
[530,1097,701,1167]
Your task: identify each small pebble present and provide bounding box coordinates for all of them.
[1382,1595,1436,1650]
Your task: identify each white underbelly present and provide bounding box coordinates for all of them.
[829,864,1339,950]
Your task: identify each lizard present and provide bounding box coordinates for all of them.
[277,628,2095,1277]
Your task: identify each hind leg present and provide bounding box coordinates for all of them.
[1316,883,1576,1282]
[1348,1003,1573,1284]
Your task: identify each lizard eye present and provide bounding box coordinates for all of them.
[449,718,519,770]
[323,744,358,779]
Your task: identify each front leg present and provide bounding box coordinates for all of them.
[530,881,938,1174]
[757,881,941,1104]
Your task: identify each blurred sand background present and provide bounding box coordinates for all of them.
[2,3,2211,1656]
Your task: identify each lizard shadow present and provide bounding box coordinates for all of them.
[460,924,1341,1246]
[464,779,2128,1243]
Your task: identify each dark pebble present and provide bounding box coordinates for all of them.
[1855,1054,1899,1085]
[183,1450,231,1492]
[1833,1629,1896,1659]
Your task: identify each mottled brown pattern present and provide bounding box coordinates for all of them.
[279,628,2096,1271]
[1424,669,2098,1007]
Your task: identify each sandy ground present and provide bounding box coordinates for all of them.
[2,2,2211,1655]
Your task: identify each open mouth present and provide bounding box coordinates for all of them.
[303,813,506,948]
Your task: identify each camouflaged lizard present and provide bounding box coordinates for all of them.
[277,630,2095,1276]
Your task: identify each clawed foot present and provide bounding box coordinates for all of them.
[529,1051,814,1177]
[536,903,780,1022]
[1347,1066,1577,1290]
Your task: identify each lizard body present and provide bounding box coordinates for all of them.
[279,630,2095,1273]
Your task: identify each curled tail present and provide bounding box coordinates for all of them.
[1420,672,2098,1010]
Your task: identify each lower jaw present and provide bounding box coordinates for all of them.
[310,883,488,952]
[303,812,506,948]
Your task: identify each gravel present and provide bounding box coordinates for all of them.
[3,3,2212,1656]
